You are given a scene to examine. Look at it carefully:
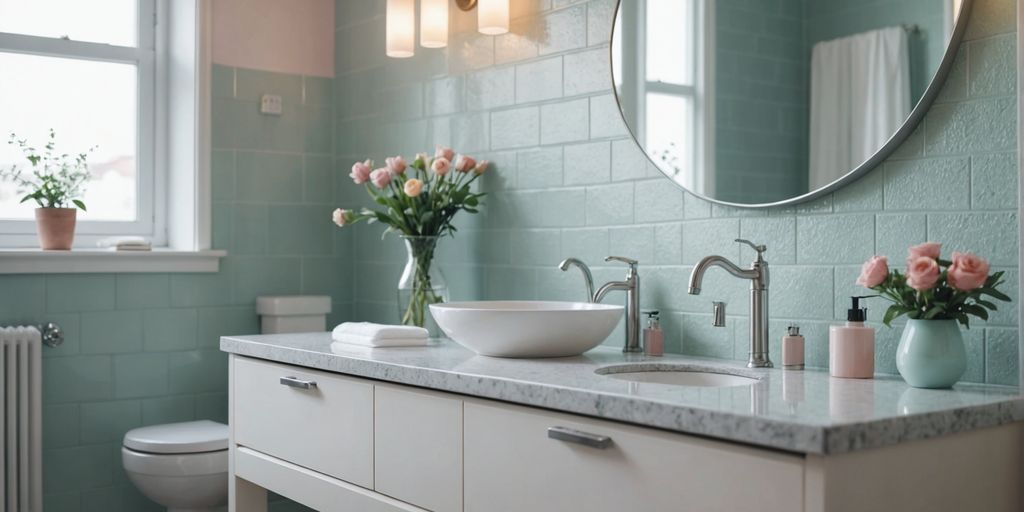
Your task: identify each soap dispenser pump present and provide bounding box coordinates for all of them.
[829,296,877,379]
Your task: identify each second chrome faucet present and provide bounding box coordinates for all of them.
[559,256,642,353]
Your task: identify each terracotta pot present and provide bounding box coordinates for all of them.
[35,208,77,250]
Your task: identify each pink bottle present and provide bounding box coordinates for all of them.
[782,325,804,370]
[829,296,875,379]
[643,311,663,357]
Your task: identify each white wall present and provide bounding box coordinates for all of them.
[211,0,334,77]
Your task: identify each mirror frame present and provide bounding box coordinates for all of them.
[609,0,974,209]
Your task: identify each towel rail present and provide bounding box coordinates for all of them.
[0,322,63,347]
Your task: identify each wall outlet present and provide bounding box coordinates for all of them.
[260,94,283,115]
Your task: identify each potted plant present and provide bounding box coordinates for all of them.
[855,242,1011,388]
[1,130,92,250]
[332,146,490,328]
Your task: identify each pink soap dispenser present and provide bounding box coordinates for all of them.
[829,296,876,379]
[643,311,663,357]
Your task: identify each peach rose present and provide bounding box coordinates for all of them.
[404,178,423,197]
[454,155,476,173]
[906,256,940,291]
[350,159,372,184]
[947,251,990,292]
[907,242,941,262]
[332,208,350,227]
[474,159,489,175]
[856,256,889,288]
[370,168,392,189]
[432,157,450,176]
[386,156,407,175]
[435,145,454,161]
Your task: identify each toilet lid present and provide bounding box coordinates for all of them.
[123,420,228,454]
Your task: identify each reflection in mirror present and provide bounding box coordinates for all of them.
[612,0,964,206]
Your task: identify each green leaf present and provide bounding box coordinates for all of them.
[976,299,998,310]
[923,306,945,320]
[963,304,989,320]
[72,199,86,211]
[980,287,1011,302]
[882,305,905,327]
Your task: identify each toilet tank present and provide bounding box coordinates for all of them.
[256,295,331,334]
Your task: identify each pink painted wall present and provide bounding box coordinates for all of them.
[212,0,334,77]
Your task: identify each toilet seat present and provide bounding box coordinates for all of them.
[124,419,228,454]
[122,446,228,477]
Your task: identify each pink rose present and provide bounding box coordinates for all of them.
[370,168,392,189]
[907,242,941,262]
[404,178,423,197]
[906,256,940,291]
[474,159,489,175]
[454,155,476,173]
[386,156,407,174]
[947,251,990,292]
[350,159,372,184]
[432,157,450,176]
[332,208,351,227]
[435,145,454,161]
[856,256,889,288]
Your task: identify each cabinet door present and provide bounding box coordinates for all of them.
[464,400,804,512]
[233,357,374,488]
[375,385,463,512]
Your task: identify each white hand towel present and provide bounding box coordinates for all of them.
[331,335,428,348]
[332,322,428,341]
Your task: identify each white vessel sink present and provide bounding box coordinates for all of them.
[596,364,759,388]
[429,301,623,358]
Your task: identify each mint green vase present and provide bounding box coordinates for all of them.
[895,319,967,389]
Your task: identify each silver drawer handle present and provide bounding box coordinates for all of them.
[279,376,317,390]
[547,426,612,449]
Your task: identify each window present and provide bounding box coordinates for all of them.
[613,0,714,195]
[0,0,159,246]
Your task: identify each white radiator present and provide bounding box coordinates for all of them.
[1,327,42,512]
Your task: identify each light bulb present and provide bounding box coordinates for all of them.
[386,0,415,58]
[478,0,509,35]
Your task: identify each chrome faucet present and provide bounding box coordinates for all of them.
[688,239,772,368]
[558,256,642,353]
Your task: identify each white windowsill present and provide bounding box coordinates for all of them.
[0,248,227,274]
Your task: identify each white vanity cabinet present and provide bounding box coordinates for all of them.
[227,355,1024,512]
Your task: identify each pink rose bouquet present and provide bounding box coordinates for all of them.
[856,242,1009,327]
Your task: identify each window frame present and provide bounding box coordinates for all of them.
[0,0,164,247]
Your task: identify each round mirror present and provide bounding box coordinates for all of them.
[611,0,971,207]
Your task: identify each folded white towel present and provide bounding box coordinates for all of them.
[332,322,428,341]
[331,335,428,348]
[97,236,152,251]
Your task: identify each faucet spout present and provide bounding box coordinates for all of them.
[558,257,595,302]
[688,255,758,295]
[594,281,630,303]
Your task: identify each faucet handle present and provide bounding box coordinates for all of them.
[712,301,726,327]
[604,256,638,272]
[735,239,767,259]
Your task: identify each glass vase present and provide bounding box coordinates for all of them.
[895,319,967,389]
[397,236,449,332]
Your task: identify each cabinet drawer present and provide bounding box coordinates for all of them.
[375,385,462,512]
[233,357,373,488]
[464,400,804,512]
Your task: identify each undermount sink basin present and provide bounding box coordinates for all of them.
[596,364,760,388]
[429,301,623,358]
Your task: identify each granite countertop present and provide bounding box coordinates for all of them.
[221,333,1024,455]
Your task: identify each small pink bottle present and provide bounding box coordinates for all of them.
[782,325,804,370]
[829,296,875,379]
[643,311,663,357]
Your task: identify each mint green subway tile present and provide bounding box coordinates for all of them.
[143,309,198,352]
[301,257,352,304]
[683,192,713,219]
[195,392,229,424]
[563,141,610,185]
[467,67,514,111]
[0,275,45,318]
[883,157,970,210]
[81,487,120,512]
[232,257,302,304]
[452,111,491,154]
[681,218,740,264]
[510,230,561,265]
[211,201,233,250]
[963,0,1015,40]
[304,106,333,154]
[169,268,233,308]
[771,266,834,320]
[44,404,80,448]
[211,98,241,149]
[79,400,142,443]
[80,310,143,354]
[115,274,170,310]
[495,25,539,65]
[426,75,464,115]
[971,152,1018,209]
[516,147,563,189]
[231,203,269,254]
[610,139,649,182]
[142,395,195,425]
[561,228,608,262]
[609,226,653,265]
[211,150,236,201]
[236,67,303,105]
[833,170,883,213]
[354,262,402,303]
[983,268,1018,327]
[875,214,927,261]
[484,267,537,301]
[927,212,1018,266]
[515,56,562,104]
[652,224,682,265]
[541,98,589,144]
[235,151,304,203]
[119,484,163,512]
[564,47,612,96]
[740,217,796,264]
[41,313,80,358]
[113,353,168,399]
[211,64,235,99]
[304,154,335,204]
[168,350,228,394]
[680,313,734,359]
[490,106,539,149]
[233,102,305,152]
[873,322,901,375]
[796,215,874,264]
[303,75,333,106]
[46,274,115,313]
[985,328,1018,385]
[198,306,259,348]
[268,205,334,255]
[44,491,81,512]
[935,47,967,104]
[923,97,1016,156]
[634,180,683,223]
[44,356,112,403]
[538,4,586,55]
[962,327,986,383]
[43,444,114,493]
[585,182,634,226]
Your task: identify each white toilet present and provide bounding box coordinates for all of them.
[122,420,230,512]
